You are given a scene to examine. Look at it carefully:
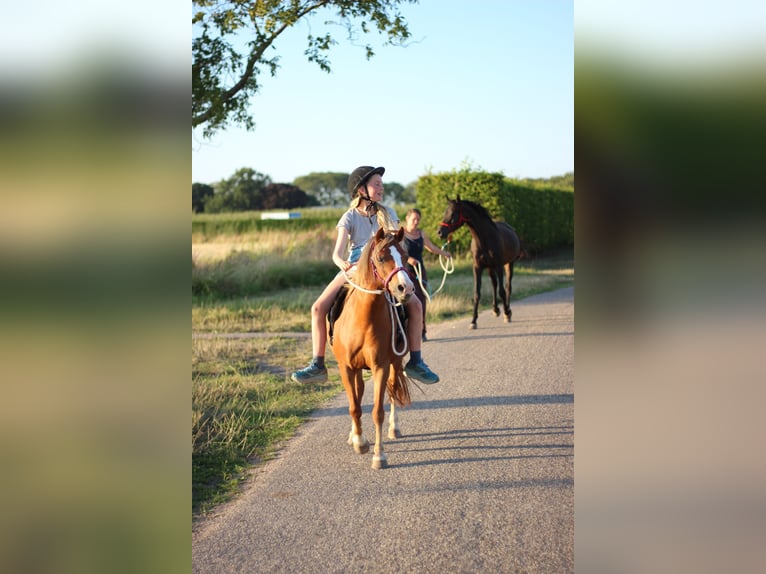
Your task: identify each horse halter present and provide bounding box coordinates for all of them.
[439,204,469,234]
[371,240,407,293]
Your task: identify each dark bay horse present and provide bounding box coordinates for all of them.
[329,227,413,469]
[438,196,522,329]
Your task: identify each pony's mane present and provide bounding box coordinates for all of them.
[354,231,396,288]
[353,237,377,287]
[459,199,494,222]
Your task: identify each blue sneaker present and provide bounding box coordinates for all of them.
[405,359,440,384]
[291,363,328,384]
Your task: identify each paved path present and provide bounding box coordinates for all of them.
[193,287,574,573]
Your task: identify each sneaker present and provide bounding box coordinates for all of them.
[291,363,328,384]
[405,360,440,384]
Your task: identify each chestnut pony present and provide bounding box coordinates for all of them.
[329,227,414,469]
[438,196,522,329]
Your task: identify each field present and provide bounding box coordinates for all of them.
[192,219,574,516]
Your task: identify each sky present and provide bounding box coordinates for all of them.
[192,1,574,187]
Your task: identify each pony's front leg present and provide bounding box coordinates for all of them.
[388,400,401,439]
[371,368,388,469]
[342,369,369,454]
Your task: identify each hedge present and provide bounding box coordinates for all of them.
[415,168,574,255]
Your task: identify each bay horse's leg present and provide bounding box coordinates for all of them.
[470,265,482,329]
[371,367,388,469]
[388,399,401,439]
[504,261,513,323]
[489,268,501,317]
[343,368,369,454]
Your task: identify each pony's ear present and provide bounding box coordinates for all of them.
[395,227,404,242]
[375,227,386,241]
[445,194,452,202]
[456,194,462,202]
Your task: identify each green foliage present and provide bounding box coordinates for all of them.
[261,183,319,209]
[193,182,214,213]
[193,0,418,138]
[415,166,574,255]
[293,171,348,207]
[205,167,272,213]
[192,208,343,238]
[384,181,415,204]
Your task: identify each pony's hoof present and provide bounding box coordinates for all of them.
[493,309,500,317]
[388,428,402,439]
[504,315,511,323]
[350,435,370,454]
[468,323,477,330]
[371,454,388,469]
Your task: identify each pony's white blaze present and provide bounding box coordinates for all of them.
[389,247,414,293]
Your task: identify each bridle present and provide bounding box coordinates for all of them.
[438,204,469,234]
[371,247,407,292]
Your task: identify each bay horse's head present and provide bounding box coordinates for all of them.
[359,227,414,304]
[438,195,467,241]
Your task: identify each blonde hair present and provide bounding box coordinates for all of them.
[350,194,399,232]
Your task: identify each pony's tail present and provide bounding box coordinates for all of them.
[387,364,412,407]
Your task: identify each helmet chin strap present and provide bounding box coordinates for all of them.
[360,185,378,216]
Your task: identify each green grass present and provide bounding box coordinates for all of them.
[192,336,341,516]
[192,249,574,333]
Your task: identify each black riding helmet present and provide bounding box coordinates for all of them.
[348,166,385,199]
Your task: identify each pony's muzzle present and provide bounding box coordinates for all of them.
[390,272,414,303]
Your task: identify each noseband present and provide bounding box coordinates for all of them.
[371,242,406,292]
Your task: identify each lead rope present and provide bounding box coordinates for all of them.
[427,242,455,298]
[385,291,409,356]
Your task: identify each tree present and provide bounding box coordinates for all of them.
[383,181,415,204]
[293,172,348,206]
[261,183,320,209]
[193,0,417,138]
[204,168,272,213]
[192,182,215,213]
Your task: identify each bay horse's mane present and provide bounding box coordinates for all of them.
[458,198,495,225]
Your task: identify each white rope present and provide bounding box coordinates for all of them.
[343,265,408,356]
[427,243,455,298]
[385,291,409,356]
[413,261,431,302]
[342,268,383,294]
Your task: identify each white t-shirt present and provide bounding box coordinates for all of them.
[336,205,400,263]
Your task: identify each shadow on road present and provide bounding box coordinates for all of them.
[425,331,573,344]
[391,423,574,470]
[311,393,574,418]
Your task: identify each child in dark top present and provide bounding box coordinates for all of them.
[402,208,452,341]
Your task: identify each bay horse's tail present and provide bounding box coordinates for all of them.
[387,365,412,407]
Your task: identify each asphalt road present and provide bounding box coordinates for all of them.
[193,286,574,573]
